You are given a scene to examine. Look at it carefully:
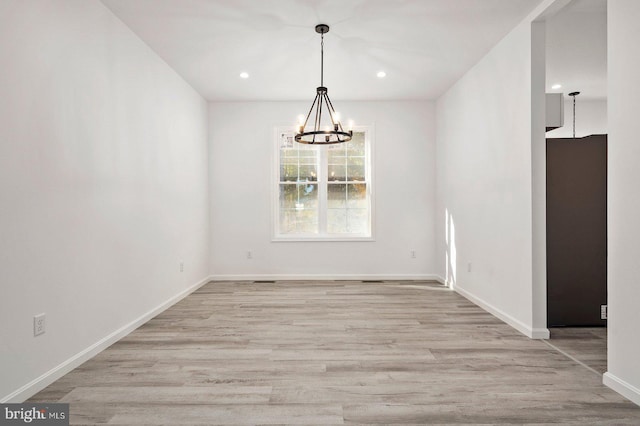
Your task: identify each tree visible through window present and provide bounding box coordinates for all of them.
[274,128,372,239]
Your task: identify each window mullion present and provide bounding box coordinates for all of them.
[342,150,347,233]
[318,148,328,234]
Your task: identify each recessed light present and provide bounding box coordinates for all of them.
[551,83,562,90]
[239,72,249,79]
[377,71,386,78]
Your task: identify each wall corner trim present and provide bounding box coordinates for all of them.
[433,275,446,285]
[454,285,549,339]
[1,275,213,403]
[603,372,640,407]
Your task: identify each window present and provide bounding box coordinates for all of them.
[273,127,373,240]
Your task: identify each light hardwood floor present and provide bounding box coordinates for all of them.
[548,327,607,374]
[29,280,640,424]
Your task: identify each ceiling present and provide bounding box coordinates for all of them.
[101,0,545,101]
[546,0,607,100]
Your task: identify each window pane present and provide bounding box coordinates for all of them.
[328,164,346,181]
[279,144,318,182]
[299,149,317,158]
[347,164,365,181]
[348,157,364,166]
[279,133,294,149]
[280,152,298,166]
[326,184,369,234]
[281,148,297,159]
[279,183,318,234]
[344,132,366,181]
[280,164,297,182]
[328,184,346,208]
[327,148,344,164]
[347,183,367,208]
[327,208,347,234]
[280,209,319,234]
[347,131,366,156]
[299,165,317,181]
[279,183,318,211]
[347,208,368,234]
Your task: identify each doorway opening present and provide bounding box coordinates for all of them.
[544,0,608,374]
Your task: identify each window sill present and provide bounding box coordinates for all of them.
[272,235,375,242]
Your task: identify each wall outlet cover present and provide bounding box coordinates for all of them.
[601,304,608,320]
[34,313,46,336]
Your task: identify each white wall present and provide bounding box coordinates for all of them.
[547,99,607,138]
[436,12,549,338]
[604,0,640,406]
[209,101,436,279]
[0,0,210,401]
[545,0,608,100]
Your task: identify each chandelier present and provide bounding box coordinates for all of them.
[295,24,352,145]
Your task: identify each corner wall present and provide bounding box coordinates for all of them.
[435,6,550,339]
[209,101,437,280]
[604,0,640,406]
[0,0,210,401]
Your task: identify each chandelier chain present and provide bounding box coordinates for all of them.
[569,91,580,139]
[320,33,324,87]
[573,95,576,139]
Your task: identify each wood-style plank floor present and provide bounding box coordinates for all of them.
[29,280,640,424]
[548,327,607,374]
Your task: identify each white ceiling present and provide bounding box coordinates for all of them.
[546,0,607,100]
[101,0,545,101]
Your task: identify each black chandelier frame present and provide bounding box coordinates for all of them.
[295,24,352,145]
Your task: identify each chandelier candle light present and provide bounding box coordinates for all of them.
[295,24,352,145]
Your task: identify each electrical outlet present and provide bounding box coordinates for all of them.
[410,250,416,259]
[247,251,253,260]
[468,262,472,272]
[34,313,45,336]
[179,261,184,272]
[601,304,608,320]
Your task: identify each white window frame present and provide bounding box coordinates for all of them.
[272,125,375,242]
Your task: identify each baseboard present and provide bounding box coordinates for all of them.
[604,372,640,407]
[433,275,446,285]
[209,274,443,282]
[1,275,213,403]
[529,327,551,339]
[453,285,550,339]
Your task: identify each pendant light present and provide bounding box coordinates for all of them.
[295,24,352,145]
[569,91,580,138]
